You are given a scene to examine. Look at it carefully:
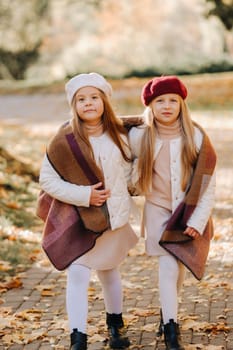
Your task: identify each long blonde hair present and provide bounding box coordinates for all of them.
[71,90,131,162]
[137,97,198,193]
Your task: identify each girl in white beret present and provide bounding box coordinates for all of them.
[38,72,138,350]
[129,75,217,350]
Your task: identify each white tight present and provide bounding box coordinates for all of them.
[66,264,123,333]
[158,255,186,324]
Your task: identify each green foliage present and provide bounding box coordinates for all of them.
[0,1,232,81]
[124,68,163,78]
[122,60,233,79]
[198,59,233,73]
[0,47,39,79]
[87,0,105,9]
[34,0,49,16]
[0,0,49,79]
[206,0,233,30]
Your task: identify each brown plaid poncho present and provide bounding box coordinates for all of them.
[36,120,111,270]
[36,116,143,270]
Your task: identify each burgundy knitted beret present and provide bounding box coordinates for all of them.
[141,76,188,106]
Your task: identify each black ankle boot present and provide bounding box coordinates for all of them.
[106,313,130,349]
[156,309,164,337]
[70,329,87,350]
[164,319,184,350]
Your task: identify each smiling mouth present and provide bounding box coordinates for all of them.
[85,109,95,112]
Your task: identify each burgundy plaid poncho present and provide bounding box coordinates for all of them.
[36,120,110,270]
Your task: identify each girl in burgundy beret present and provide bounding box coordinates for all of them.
[129,76,216,350]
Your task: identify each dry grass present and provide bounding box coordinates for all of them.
[112,72,233,111]
[0,72,232,111]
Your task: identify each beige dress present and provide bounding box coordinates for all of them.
[74,223,138,270]
[144,120,181,256]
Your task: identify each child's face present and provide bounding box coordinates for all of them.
[151,93,181,126]
[75,86,104,125]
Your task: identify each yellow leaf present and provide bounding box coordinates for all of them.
[20,329,45,344]
[15,309,43,321]
[123,314,139,324]
[0,277,22,291]
[0,316,13,329]
[141,323,155,332]
[6,201,21,209]
[0,260,12,271]
[35,284,55,291]
[129,307,157,317]
[182,320,210,331]
[41,290,56,297]
[89,334,105,343]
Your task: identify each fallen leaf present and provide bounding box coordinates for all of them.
[123,314,139,325]
[182,319,230,334]
[89,333,105,343]
[6,201,21,209]
[0,260,12,271]
[186,345,225,350]
[15,309,43,321]
[35,284,55,291]
[141,323,155,332]
[182,320,211,331]
[129,307,157,317]
[0,277,22,291]
[41,290,57,297]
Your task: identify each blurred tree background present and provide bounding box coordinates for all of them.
[0,0,232,81]
[206,0,233,30]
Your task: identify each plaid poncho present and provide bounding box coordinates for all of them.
[159,123,217,280]
[36,119,110,270]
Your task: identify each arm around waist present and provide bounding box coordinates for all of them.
[39,155,91,207]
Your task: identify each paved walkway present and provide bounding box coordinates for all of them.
[1,233,233,350]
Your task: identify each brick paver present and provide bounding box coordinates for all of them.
[1,234,233,350]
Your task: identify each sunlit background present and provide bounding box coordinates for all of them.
[0,1,233,348]
[0,0,232,82]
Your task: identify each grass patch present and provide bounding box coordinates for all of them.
[0,180,42,281]
[0,124,43,281]
[0,236,40,280]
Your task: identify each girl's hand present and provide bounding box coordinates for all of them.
[183,226,200,239]
[90,182,111,206]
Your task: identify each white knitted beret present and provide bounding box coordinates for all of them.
[65,72,112,105]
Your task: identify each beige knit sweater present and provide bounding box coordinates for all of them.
[146,119,181,210]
